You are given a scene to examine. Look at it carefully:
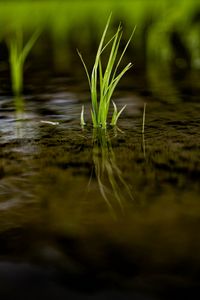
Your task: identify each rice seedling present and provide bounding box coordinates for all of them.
[8,29,40,95]
[78,14,135,129]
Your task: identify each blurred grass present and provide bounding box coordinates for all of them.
[0,0,200,76]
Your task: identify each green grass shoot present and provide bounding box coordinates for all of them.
[8,29,40,96]
[78,14,135,129]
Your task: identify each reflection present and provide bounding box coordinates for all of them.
[14,95,25,116]
[90,128,134,218]
[14,96,25,139]
[142,132,146,159]
[142,103,146,159]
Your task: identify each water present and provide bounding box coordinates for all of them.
[0,74,200,299]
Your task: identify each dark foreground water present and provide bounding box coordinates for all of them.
[0,74,200,299]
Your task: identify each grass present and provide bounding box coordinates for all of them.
[8,29,40,95]
[78,14,135,129]
[0,1,199,77]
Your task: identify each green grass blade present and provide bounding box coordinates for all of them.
[112,26,136,79]
[111,102,127,126]
[98,26,122,126]
[91,109,98,127]
[110,100,117,125]
[91,13,112,120]
[100,30,119,54]
[99,58,103,98]
[102,25,122,91]
[21,29,41,62]
[107,62,132,101]
[77,49,91,88]
[80,105,86,126]
[95,13,112,60]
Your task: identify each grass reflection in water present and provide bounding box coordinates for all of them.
[89,128,134,218]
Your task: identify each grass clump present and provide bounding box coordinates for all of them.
[78,14,134,129]
[8,29,40,96]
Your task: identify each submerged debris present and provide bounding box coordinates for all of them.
[40,120,59,126]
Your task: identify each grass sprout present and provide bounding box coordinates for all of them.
[8,29,41,95]
[80,105,86,127]
[78,14,135,129]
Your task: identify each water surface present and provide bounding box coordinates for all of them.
[0,74,200,299]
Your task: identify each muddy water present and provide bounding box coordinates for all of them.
[0,75,200,299]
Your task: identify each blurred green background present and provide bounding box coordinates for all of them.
[0,0,200,79]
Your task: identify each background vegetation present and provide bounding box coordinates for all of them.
[0,0,199,83]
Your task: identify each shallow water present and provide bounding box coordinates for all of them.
[0,74,200,299]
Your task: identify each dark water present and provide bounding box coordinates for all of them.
[0,74,200,299]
